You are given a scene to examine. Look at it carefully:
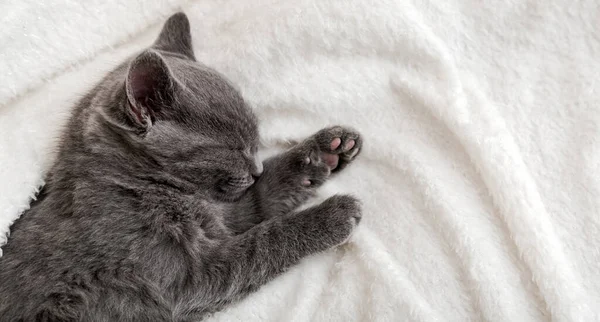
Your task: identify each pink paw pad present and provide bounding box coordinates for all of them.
[321,153,339,169]
[330,138,342,150]
[344,139,355,151]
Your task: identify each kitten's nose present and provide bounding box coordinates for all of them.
[252,155,263,177]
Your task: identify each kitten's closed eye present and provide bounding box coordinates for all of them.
[217,175,255,200]
[226,176,255,187]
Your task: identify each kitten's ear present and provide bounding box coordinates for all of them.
[125,50,174,130]
[153,12,195,60]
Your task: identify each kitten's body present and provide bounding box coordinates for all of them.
[0,13,363,321]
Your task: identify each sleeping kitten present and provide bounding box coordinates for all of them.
[0,12,363,321]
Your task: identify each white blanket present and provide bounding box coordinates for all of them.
[2,0,599,321]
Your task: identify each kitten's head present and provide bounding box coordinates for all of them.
[91,13,262,201]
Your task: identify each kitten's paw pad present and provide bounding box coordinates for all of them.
[313,126,363,172]
[330,137,342,150]
[289,142,331,187]
[321,153,339,169]
[301,178,312,186]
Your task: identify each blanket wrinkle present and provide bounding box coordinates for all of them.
[455,84,592,321]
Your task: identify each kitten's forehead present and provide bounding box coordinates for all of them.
[163,55,258,146]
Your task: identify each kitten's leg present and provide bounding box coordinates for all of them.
[226,126,362,233]
[255,126,363,218]
[203,194,361,311]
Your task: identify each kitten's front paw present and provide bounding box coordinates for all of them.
[311,126,362,172]
[290,139,332,187]
[302,195,362,247]
[286,126,362,188]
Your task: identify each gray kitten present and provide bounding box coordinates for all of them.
[0,13,363,321]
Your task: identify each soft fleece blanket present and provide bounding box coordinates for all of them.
[1,0,599,321]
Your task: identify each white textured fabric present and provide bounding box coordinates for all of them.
[0,0,185,106]
[1,1,599,321]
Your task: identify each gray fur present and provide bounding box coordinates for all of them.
[0,13,363,322]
